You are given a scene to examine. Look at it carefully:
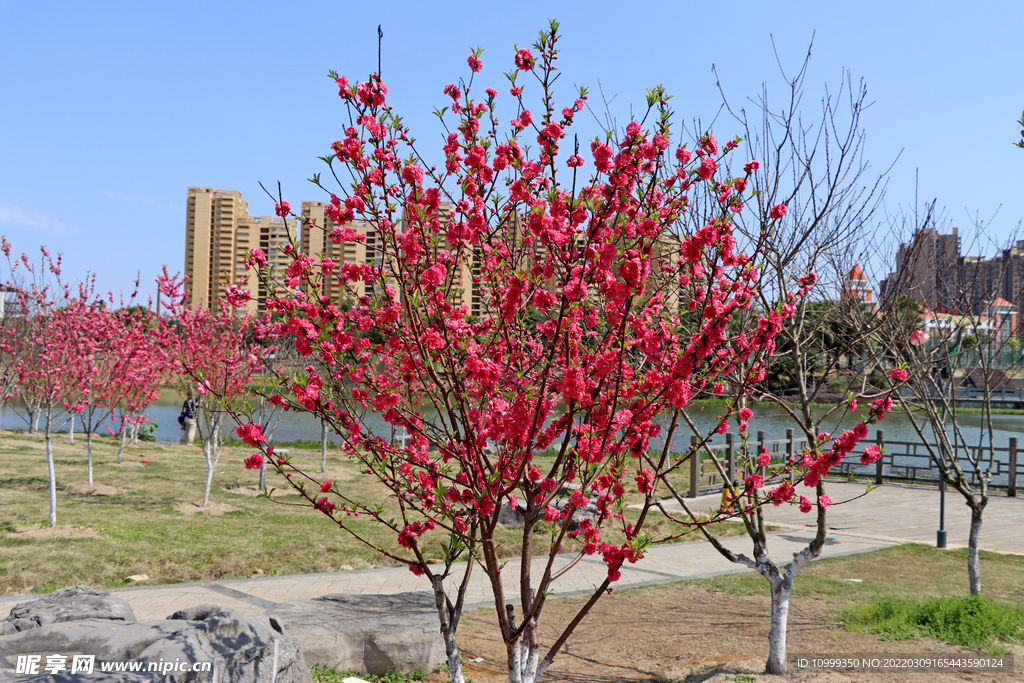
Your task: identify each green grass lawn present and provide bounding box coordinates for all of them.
[691,543,1024,610]
[691,543,1024,652]
[0,430,743,595]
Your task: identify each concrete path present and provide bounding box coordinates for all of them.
[1,483,1020,623]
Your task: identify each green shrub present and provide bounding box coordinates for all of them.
[138,423,158,442]
[844,595,1024,653]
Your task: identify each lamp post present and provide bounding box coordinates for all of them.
[935,333,961,550]
[912,329,949,549]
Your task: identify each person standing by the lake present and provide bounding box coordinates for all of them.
[178,394,198,445]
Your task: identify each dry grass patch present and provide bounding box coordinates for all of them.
[172,501,238,516]
[65,484,124,495]
[225,485,297,497]
[10,525,100,540]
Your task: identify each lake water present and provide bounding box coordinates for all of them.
[3,396,1021,455]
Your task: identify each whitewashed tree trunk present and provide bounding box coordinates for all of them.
[765,576,793,674]
[967,504,984,596]
[86,431,94,486]
[201,420,222,507]
[430,575,466,683]
[45,409,57,527]
[116,425,127,463]
[504,602,544,683]
[68,414,75,445]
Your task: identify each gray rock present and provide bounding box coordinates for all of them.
[0,592,311,683]
[267,592,444,676]
[1,586,136,635]
[494,495,598,531]
[495,501,527,526]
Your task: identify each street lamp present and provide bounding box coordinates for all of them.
[912,329,948,549]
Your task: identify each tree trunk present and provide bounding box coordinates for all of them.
[201,422,221,507]
[45,410,57,528]
[202,449,215,508]
[765,576,792,674]
[87,431,94,486]
[967,503,984,596]
[117,422,127,463]
[505,604,542,683]
[68,414,75,445]
[258,458,267,490]
[320,419,328,474]
[430,575,465,683]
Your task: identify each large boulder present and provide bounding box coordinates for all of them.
[1,586,136,634]
[267,592,444,676]
[0,590,311,683]
[494,481,598,531]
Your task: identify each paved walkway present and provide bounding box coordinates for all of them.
[1,482,1020,622]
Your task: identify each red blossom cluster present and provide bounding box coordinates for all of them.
[235,24,822,683]
[244,28,808,583]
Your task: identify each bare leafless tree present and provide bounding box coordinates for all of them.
[876,208,1024,595]
[654,45,898,674]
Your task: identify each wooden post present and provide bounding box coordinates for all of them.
[690,435,700,498]
[1009,437,1018,497]
[725,432,735,484]
[875,429,885,486]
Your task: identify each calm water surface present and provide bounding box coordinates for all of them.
[3,397,1021,453]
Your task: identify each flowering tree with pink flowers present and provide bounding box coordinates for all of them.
[160,272,265,507]
[0,243,97,526]
[78,303,169,477]
[228,23,845,683]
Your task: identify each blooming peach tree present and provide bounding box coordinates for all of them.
[159,272,266,507]
[233,23,798,683]
[1,243,95,526]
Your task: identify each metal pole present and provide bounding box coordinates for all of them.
[1010,437,1018,498]
[937,476,947,548]
[937,362,948,549]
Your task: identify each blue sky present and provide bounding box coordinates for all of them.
[2,1,1022,303]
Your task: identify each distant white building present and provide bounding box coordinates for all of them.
[0,283,18,320]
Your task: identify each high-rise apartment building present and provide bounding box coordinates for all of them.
[880,227,961,311]
[300,201,384,308]
[185,187,295,315]
[187,190,685,322]
[878,228,1024,339]
[184,188,249,311]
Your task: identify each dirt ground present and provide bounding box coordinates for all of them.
[442,583,1022,683]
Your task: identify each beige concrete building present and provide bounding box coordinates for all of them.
[881,227,961,311]
[300,201,384,307]
[185,187,295,315]
[240,213,294,314]
[184,188,248,311]
[187,190,685,322]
